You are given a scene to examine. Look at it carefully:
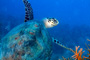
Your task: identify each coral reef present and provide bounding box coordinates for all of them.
[60,39,90,60]
[72,46,84,60]
[83,39,90,60]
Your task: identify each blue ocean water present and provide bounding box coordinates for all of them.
[0,0,90,59]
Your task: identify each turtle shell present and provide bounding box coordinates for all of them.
[1,20,52,60]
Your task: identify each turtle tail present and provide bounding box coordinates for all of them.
[52,38,75,53]
[23,0,34,22]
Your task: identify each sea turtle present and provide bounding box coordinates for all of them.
[1,0,72,60]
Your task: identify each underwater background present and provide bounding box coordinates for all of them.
[0,0,90,60]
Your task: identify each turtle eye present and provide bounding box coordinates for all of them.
[48,20,51,22]
[54,20,57,23]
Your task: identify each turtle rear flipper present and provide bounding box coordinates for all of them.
[23,0,34,22]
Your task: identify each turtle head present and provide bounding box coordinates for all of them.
[43,18,59,28]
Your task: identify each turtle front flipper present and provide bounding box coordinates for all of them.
[23,0,34,22]
[52,38,75,53]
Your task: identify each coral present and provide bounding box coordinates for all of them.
[83,39,90,59]
[60,39,90,60]
[72,46,84,60]
[71,39,90,60]
[87,39,90,41]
